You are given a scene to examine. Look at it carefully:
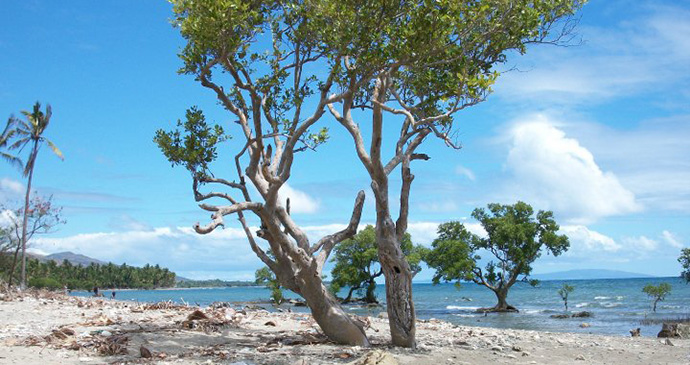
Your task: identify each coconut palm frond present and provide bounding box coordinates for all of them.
[45,139,63,160]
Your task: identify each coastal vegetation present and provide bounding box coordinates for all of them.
[642,282,671,312]
[254,266,284,305]
[680,248,690,283]
[0,195,64,286]
[329,225,424,304]
[424,202,569,312]
[1,102,64,289]
[20,259,175,290]
[558,283,575,312]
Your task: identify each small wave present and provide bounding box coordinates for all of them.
[594,296,611,300]
[575,302,590,308]
[452,314,478,318]
[616,296,624,300]
[446,305,480,311]
[601,302,622,308]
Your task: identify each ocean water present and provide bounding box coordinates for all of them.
[71,277,690,337]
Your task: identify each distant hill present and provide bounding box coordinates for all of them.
[531,269,654,281]
[32,251,107,267]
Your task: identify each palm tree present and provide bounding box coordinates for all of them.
[0,120,21,168]
[7,102,63,288]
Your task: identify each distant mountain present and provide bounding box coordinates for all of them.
[531,269,654,281]
[38,251,107,267]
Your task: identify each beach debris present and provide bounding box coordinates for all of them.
[96,334,129,356]
[579,323,590,328]
[664,338,674,346]
[630,328,641,337]
[511,345,522,352]
[575,354,586,361]
[180,308,238,332]
[264,320,277,327]
[657,323,690,339]
[81,314,115,326]
[347,350,398,365]
[140,345,153,358]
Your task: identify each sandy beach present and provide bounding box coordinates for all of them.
[0,289,688,364]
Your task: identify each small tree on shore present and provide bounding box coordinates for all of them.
[642,283,671,312]
[558,283,574,312]
[255,267,283,305]
[329,225,424,304]
[679,248,690,283]
[425,202,569,313]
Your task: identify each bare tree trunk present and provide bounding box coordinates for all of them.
[487,288,518,312]
[372,180,416,348]
[20,144,37,289]
[295,264,370,346]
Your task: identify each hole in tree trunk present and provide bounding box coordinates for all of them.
[393,266,400,274]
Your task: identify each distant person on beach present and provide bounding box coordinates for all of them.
[93,286,99,297]
[111,291,116,299]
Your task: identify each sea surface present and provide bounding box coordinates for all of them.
[71,277,690,337]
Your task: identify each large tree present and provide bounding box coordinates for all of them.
[321,0,584,347]
[157,1,378,346]
[679,248,690,283]
[329,225,424,304]
[5,102,63,289]
[425,202,569,312]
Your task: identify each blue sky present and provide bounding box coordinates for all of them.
[1,0,688,280]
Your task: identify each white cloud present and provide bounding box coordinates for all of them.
[0,209,18,228]
[0,177,24,202]
[407,221,486,245]
[661,230,683,249]
[621,236,658,252]
[504,115,641,223]
[278,183,320,214]
[455,165,476,181]
[494,4,690,106]
[416,201,458,213]
[560,225,622,254]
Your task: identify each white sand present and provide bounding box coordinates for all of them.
[1,290,688,364]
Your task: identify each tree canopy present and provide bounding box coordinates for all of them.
[425,201,569,312]
[329,225,424,303]
[642,283,671,312]
[679,248,690,284]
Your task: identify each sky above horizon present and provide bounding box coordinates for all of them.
[1,0,688,281]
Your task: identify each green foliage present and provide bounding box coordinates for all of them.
[255,266,283,305]
[679,248,690,284]
[28,276,61,290]
[19,259,176,290]
[557,283,574,311]
[329,225,425,303]
[154,107,227,179]
[643,283,671,312]
[424,202,569,309]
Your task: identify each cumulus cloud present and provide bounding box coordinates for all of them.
[504,115,641,223]
[560,225,621,254]
[277,183,320,214]
[0,177,24,202]
[407,221,486,245]
[621,236,658,252]
[661,230,683,249]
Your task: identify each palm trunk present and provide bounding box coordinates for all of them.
[20,142,37,289]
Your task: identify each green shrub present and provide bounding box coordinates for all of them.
[28,277,62,290]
